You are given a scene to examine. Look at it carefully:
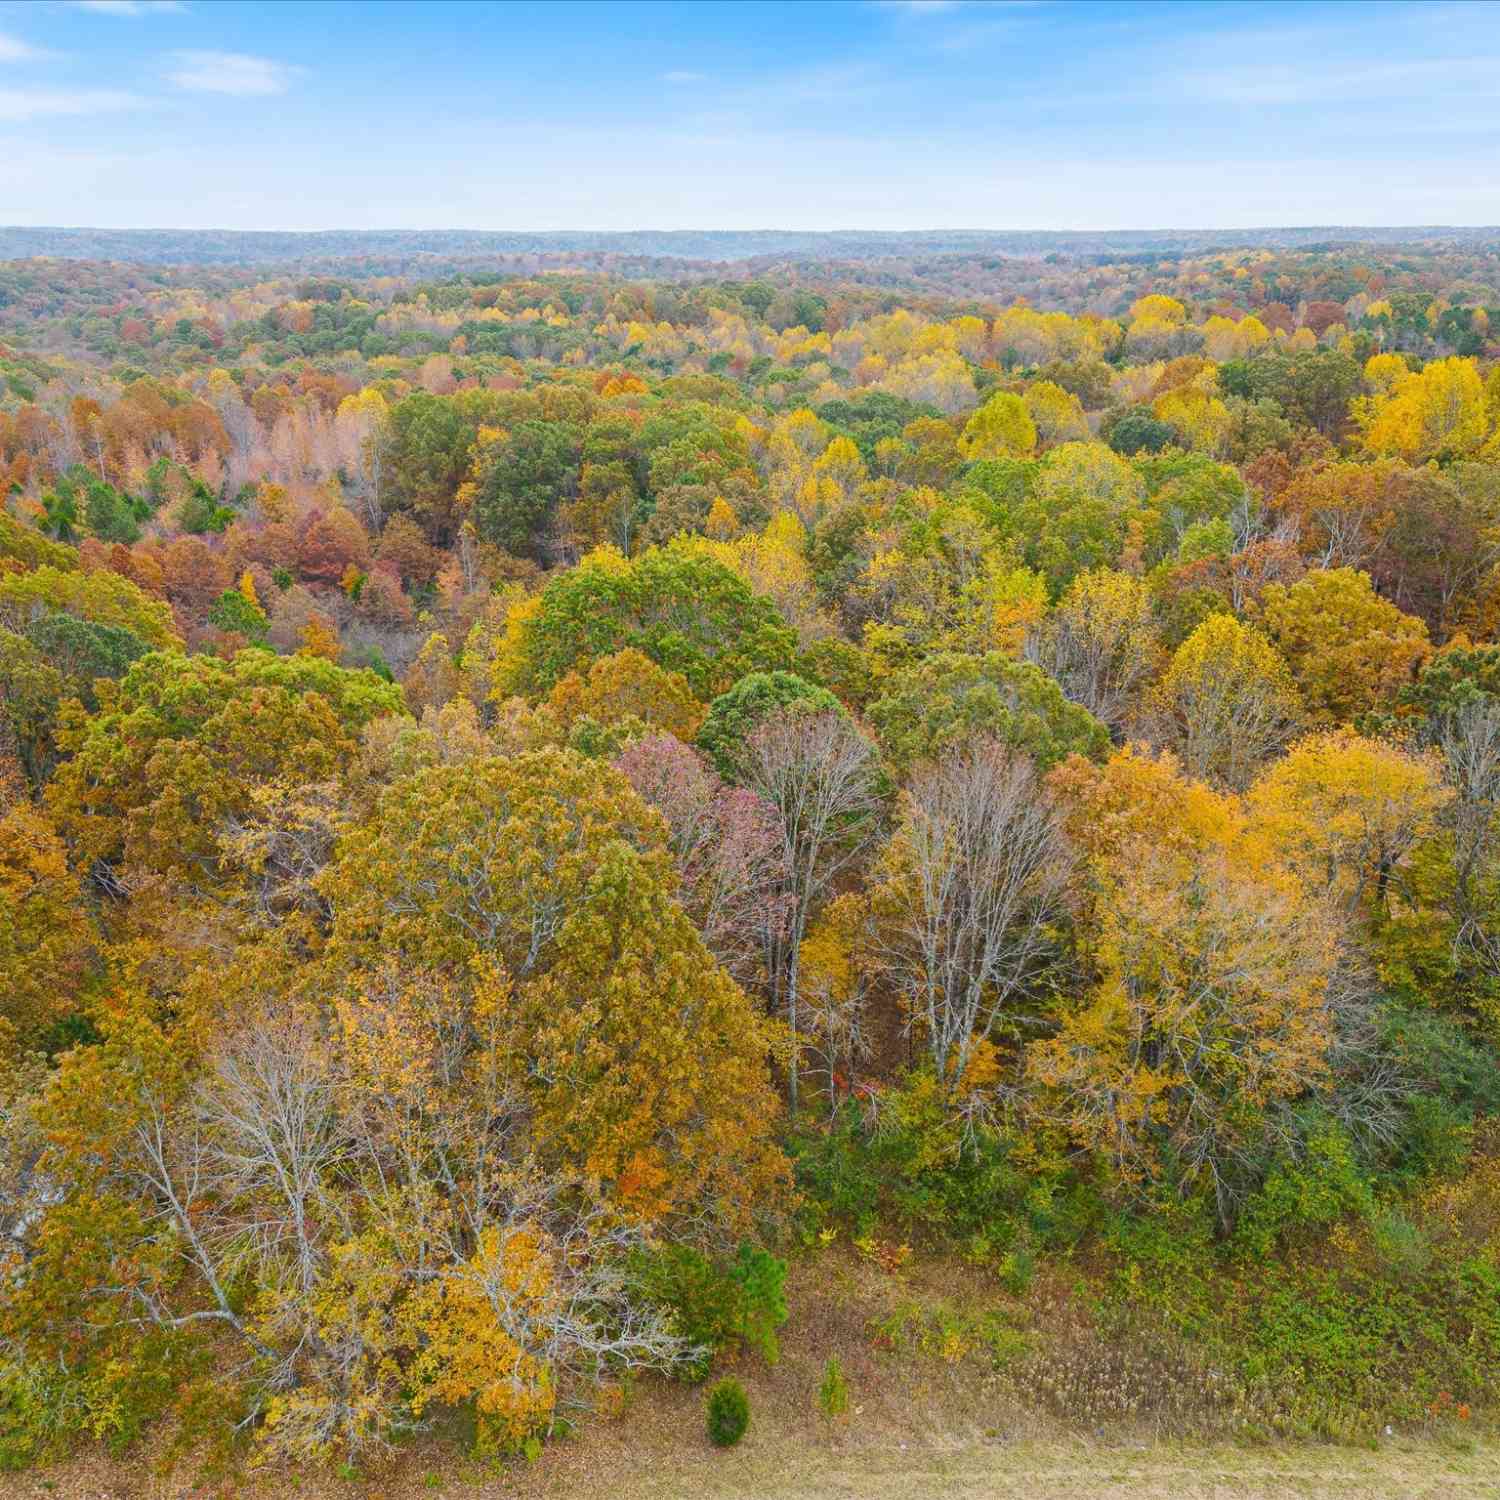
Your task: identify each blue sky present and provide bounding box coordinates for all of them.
[0,0,1496,231]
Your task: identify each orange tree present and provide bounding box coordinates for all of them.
[318,748,791,1227]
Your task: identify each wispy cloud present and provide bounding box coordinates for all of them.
[874,1,963,14]
[0,33,51,63]
[70,1,186,15]
[167,50,295,96]
[0,86,139,120]
[662,70,706,84]
[1179,54,1500,106]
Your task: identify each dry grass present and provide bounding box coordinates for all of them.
[8,1247,1498,1500]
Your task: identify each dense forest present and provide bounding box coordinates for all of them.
[5,236,1500,1476]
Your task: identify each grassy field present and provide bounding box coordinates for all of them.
[12,1433,1499,1500]
[524,1438,1500,1500]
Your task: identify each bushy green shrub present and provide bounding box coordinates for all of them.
[1232,1121,1375,1261]
[207,587,269,642]
[179,486,235,534]
[705,1378,749,1448]
[634,1241,788,1380]
[1368,1205,1433,1278]
[1382,1005,1500,1182]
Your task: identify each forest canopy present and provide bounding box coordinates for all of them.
[5,237,1500,1471]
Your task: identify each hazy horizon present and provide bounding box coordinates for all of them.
[8,222,1500,234]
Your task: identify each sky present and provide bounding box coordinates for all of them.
[0,0,1497,233]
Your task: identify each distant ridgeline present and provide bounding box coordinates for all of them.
[2,224,1500,269]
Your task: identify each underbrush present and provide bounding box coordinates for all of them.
[8,1015,1500,1476]
[789,1045,1500,1443]
[0,1332,237,1473]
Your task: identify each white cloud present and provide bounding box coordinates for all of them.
[167,50,295,96]
[0,86,139,120]
[875,1,962,13]
[70,1,186,15]
[662,70,706,84]
[0,33,50,63]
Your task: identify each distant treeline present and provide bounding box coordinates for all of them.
[4,223,1500,269]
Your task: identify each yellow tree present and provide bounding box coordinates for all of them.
[1153,382,1231,455]
[23,966,698,1467]
[403,631,459,713]
[1035,746,1344,1225]
[1028,567,1159,732]
[1358,356,1491,463]
[0,804,93,1055]
[1027,839,1341,1226]
[810,433,868,501]
[958,391,1037,461]
[976,562,1048,655]
[1261,566,1430,722]
[319,749,790,1226]
[1155,613,1303,789]
[1023,380,1089,447]
[542,646,706,743]
[1247,728,1450,918]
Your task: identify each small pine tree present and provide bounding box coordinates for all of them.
[816,1356,849,1424]
[705,1378,749,1448]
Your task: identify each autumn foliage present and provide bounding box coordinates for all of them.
[4,244,1500,1467]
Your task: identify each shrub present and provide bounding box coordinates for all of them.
[791,1082,1098,1256]
[1231,1120,1375,1262]
[208,587,270,642]
[1368,1206,1433,1278]
[816,1357,849,1423]
[997,1245,1036,1297]
[705,1379,749,1448]
[634,1242,788,1380]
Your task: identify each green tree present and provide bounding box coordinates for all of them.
[696,670,842,779]
[868,651,1109,773]
[518,540,797,699]
[472,419,581,558]
[207,587,270,642]
[48,648,404,878]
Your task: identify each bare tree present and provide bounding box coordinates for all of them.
[117,1000,692,1462]
[741,709,883,1112]
[869,740,1070,1094]
[614,735,789,990]
[1440,696,1500,977]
